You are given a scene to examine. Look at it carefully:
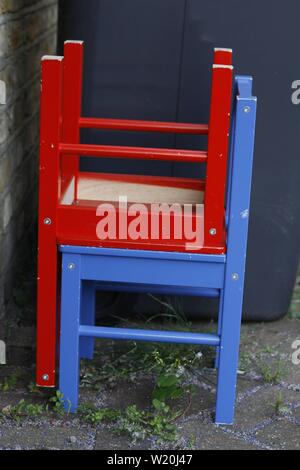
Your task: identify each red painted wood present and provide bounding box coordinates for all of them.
[36,57,64,387]
[204,61,233,249]
[79,117,208,134]
[57,204,226,254]
[61,41,83,197]
[36,44,234,389]
[59,142,207,163]
[214,48,232,65]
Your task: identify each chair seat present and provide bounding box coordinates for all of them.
[61,172,205,206]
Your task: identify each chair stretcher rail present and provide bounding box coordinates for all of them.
[59,142,207,163]
[79,325,220,346]
[79,117,209,134]
[93,283,219,298]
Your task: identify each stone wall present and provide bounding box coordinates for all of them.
[0,0,58,318]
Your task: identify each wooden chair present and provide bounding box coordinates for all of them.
[36,42,256,424]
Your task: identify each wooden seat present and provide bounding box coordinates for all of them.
[61,172,205,206]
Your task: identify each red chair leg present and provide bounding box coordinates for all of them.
[36,56,64,387]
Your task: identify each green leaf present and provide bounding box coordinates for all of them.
[152,399,164,411]
[156,374,178,388]
[153,385,183,401]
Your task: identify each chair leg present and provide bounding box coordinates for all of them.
[80,282,96,360]
[214,290,224,369]
[215,79,257,425]
[36,241,58,387]
[215,278,243,424]
[59,254,82,412]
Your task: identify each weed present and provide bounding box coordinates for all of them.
[79,368,194,444]
[238,352,254,372]
[80,403,120,425]
[49,390,68,415]
[153,373,183,401]
[149,400,179,443]
[116,401,179,444]
[260,361,285,384]
[147,294,189,327]
[27,382,44,395]
[81,339,206,392]
[261,345,277,355]
[78,313,207,444]
[0,370,23,392]
[23,402,45,417]
[0,373,19,392]
[273,392,291,416]
[0,300,212,445]
[1,399,44,420]
[117,405,149,441]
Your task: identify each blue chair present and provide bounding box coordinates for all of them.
[58,75,257,425]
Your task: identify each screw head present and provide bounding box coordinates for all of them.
[243,106,251,113]
[68,263,75,270]
[232,273,239,281]
[42,374,49,381]
[43,217,51,225]
[209,228,217,236]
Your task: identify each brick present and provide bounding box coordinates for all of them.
[0,31,57,107]
[0,19,24,58]
[0,0,25,15]
[0,0,58,315]
[24,4,58,43]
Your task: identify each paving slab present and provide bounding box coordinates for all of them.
[95,425,151,450]
[253,419,300,450]
[0,421,95,450]
[178,422,260,450]
[0,316,300,449]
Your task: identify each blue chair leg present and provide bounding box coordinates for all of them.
[80,282,96,360]
[215,277,244,424]
[59,253,82,412]
[214,290,224,369]
[215,78,257,424]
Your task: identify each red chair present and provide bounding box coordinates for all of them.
[37,42,233,388]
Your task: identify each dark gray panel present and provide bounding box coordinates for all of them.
[176,0,300,319]
[59,0,186,175]
[58,0,300,320]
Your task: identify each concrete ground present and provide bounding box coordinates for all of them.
[0,273,299,450]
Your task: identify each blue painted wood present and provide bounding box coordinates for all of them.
[225,81,237,229]
[60,245,226,262]
[80,254,225,289]
[59,253,82,412]
[215,76,257,424]
[59,247,225,297]
[79,325,220,346]
[58,76,257,424]
[214,289,224,369]
[80,282,96,360]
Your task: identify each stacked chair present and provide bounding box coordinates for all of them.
[36,41,257,424]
